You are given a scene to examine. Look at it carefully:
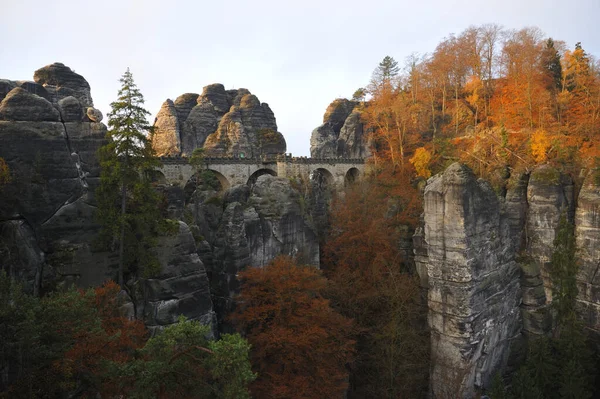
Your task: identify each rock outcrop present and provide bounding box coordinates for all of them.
[152,85,286,157]
[0,65,215,333]
[422,163,522,397]
[141,222,215,335]
[526,165,575,299]
[310,98,370,158]
[575,171,600,333]
[187,175,319,330]
[33,62,94,108]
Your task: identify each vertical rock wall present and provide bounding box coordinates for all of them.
[526,165,575,300]
[423,163,522,397]
[575,171,600,333]
[0,64,215,333]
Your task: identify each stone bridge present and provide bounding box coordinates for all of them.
[155,155,366,190]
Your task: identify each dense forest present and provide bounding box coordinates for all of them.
[1,24,600,398]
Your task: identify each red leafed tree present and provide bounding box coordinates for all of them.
[232,256,355,399]
[323,177,429,398]
[54,281,147,396]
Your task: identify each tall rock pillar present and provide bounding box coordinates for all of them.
[423,163,521,398]
[575,171,600,334]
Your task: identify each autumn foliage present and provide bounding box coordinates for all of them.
[232,256,355,399]
[323,178,430,397]
[359,26,600,187]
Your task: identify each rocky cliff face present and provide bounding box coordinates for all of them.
[0,64,214,332]
[0,63,108,293]
[575,171,600,332]
[183,174,319,330]
[417,162,600,395]
[421,163,522,397]
[151,85,286,157]
[310,98,370,158]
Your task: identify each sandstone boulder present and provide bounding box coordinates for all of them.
[57,96,83,122]
[0,79,16,102]
[199,84,230,115]
[86,107,103,123]
[17,81,51,101]
[33,62,93,107]
[0,88,60,122]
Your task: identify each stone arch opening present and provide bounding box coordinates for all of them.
[148,170,167,186]
[247,168,277,185]
[184,169,230,202]
[344,167,360,186]
[310,168,334,186]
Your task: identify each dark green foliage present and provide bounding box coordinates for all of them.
[110,316,255,399]
[489,372,507,399]
[352,87,366,101]
[542,38,563,91]
[190,147,206,170]
[96,68,163,284]
[1,276,254,399]
[370,55,400,92]
[506,216,595,398]
[550,214,579,325]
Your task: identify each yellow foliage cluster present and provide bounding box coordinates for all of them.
[530,129,550,164]
[409,147,432,178]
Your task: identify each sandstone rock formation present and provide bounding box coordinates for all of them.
[526,165,574,299]
[33,62,94,108]
[422,163,522,397]
[310,98,370,158]
[142,221,215,335]
[152,85,286,157]
[575,170,600,333]
[0,64,215,333]
[186,175,319,330]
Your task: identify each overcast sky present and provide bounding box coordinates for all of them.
[1,0,599,156]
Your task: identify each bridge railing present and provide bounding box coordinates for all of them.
[158,154,365,165]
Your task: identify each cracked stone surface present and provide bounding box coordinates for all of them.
[421,163,522,397]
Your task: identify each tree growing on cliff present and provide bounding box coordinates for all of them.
[96,68,162,286]
[232,256,355,399]
[369,55,400,94]
[109,316,255,399]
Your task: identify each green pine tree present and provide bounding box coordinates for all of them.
[96,68,162,286]
[369,55,399,93]
[541,38,563,91]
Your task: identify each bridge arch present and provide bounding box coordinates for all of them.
[344,167,360,186]
[310,167,334,186]
[183,169,231,202]
[147,170,167,186]
[247,168,277,185]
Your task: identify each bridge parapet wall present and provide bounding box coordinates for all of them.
[157,156,366,189]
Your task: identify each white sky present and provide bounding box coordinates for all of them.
[1,0,598,156]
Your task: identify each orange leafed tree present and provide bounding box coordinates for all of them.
[232,257,355,399]
[323,177,429,398]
